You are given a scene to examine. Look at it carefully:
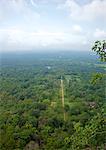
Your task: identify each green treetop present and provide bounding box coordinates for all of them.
[92,40,106,62]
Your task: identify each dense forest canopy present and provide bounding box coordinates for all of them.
[0,51,106,150]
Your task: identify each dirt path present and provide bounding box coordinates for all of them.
[60,77,66,121]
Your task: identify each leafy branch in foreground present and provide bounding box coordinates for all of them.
[91,40,106,85]
[92,40,106,62]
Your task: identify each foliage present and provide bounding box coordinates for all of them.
[0,52,105,149]
[92,40,106,61]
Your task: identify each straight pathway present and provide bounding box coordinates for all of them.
[60,76,66,121]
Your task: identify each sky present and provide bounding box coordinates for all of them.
[0,0,106,52]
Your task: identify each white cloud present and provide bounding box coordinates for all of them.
[72,25,82,34]
[0,28,65,51]
[0,0,105,52]
[58,0,106,21]
[30,0,65,5]
[94,28,106,38]
[0,27,88,52]
[30,0,37,7]
[0,0,40,22]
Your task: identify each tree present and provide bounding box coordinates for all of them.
[92,40,106,62]
[67,113,106,150]
[91,40,106,84]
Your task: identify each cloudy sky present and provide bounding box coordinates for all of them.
[0,0,106,52]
